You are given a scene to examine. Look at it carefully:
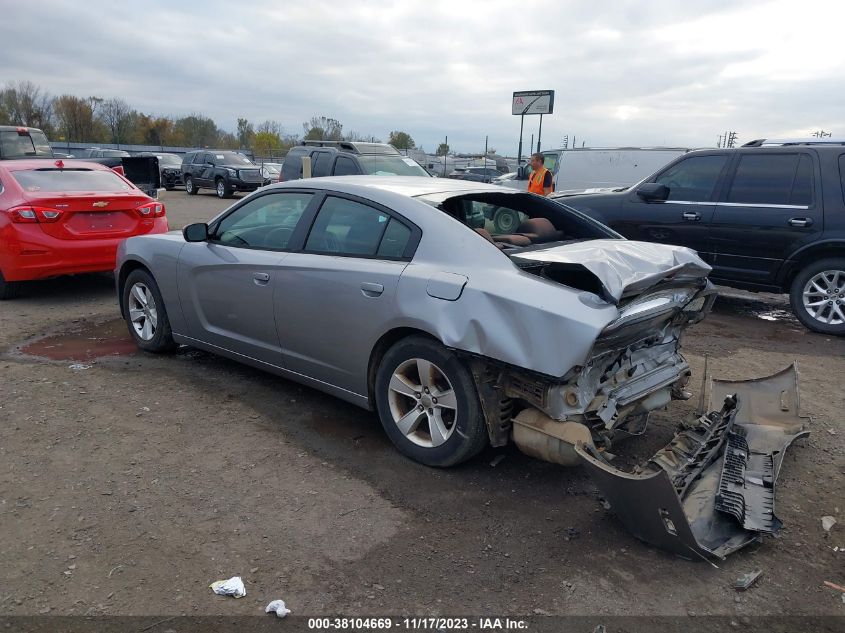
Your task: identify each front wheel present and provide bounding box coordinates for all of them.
[789,257,845,335]
[375,336,488,467]
[122,269,177,352]
[185,175,198,195]
[216,178,232,199]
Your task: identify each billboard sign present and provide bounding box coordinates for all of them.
[512,90,555,115]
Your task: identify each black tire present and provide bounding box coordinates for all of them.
[493,207,520,233]
[185,175,198,195]
[375,335,488,467]
[789,257,845,335]
[215,178,232,199]
[122,269,177,353]
[0,269,22,300]
[163,175,174,191]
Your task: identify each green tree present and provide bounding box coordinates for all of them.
[236,117,254,148]
[174,114,219,147]
[54,95,106,142]
[388,130,415,150]
[436,142,450,156]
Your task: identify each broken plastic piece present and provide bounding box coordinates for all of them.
[265,599,291,618]
[575,364,809,560]
[821,516,837,532]
[209,576,246,598]
[734,570,763,590]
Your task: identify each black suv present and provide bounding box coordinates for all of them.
[279,141,429,181]
[181,150,264,198]
[0,126,53,159]
[554,140,845,334]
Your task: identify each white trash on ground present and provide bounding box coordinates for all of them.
[821,516,837,532]
[209,576,246,598]
[265,599,291,618]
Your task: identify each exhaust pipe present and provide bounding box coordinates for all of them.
[511,409,594,467]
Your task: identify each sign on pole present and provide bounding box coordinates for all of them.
[512,90,555,116]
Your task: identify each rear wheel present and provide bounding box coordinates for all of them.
[185,175,198,195]
[375,336,488,467]
[0,270,22,300]
[122,269,177,352]
[789,257,845,335]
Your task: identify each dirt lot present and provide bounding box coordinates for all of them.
[1,190,843,621]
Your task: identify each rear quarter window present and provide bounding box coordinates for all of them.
[12,169,133,192]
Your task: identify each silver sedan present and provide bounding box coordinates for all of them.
[116,176,715,468]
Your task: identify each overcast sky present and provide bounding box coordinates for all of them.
[2,0,843,154]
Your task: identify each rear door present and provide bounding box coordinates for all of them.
[610,153,731,258]
[274,193,419,395]
[708,151,822,285]
[177,190,317,364]
[311,151,333,178]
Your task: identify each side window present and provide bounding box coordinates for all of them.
[377,219,412,257]
[839,154,845,205]
[305,196,408,257]
[654,155,728,202]
[192,153,205,165]
[727,153,813,206]
[311,152,332,177]
[333,156,359,176]
[212,192,313,249]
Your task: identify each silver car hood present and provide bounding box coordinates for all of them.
[511,239,712,302]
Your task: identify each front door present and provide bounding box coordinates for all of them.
[615,153,731,259]
[275,194,416,396]
[177,190,316,365]
[708,151,823,285]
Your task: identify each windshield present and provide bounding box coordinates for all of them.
[357,155,429,177]
[216,152,254,165]
[157,154,182,166]
[13,168,133,192]
[1,129,53,158]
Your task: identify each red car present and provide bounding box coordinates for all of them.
[0,159,168,299]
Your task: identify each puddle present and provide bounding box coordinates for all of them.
[18,318,137,361]
[713,293,800,325]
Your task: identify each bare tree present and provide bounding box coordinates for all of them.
[0,81,54,133]
[100,98,134,145]
[303,116,343,141]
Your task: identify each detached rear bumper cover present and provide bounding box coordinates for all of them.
[575,364,809,560]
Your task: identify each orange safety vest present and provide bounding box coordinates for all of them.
[528,167,551,195]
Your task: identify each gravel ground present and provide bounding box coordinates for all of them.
[0,190,843,621]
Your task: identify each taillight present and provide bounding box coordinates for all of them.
[6,205,63,223]
[136,202,165,218]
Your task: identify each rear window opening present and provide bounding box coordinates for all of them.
[518,261,606,297]
[417,191,619,252]
[12,169,133,192]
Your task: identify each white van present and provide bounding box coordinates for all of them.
[504,147,692,194]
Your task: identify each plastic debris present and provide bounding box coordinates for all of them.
[265,599,291,618]
[823,580,845,593]
[821,516,837,532]
[209,576,246,598]
[69,363,91,371]
[734,570,763,591]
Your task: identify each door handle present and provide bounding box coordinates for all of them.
[253,272,270,285]
[360,282,384,297]
[788,217,812,228]
[682,211,701,222]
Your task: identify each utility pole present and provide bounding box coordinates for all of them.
[537,113,543,152]
[484,135,488,168]
[517,114,525,167]
[727,131,738,148]
[442,135,448,177]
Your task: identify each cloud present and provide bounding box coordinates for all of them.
[1,0,843,153]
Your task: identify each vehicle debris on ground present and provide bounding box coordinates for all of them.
[209,576,246,598]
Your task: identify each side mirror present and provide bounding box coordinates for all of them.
[636,182,670,202]
[183,223,209,242]
[517,165,529,180]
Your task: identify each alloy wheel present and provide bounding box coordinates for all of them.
[387,358,458,448]
[128,282,158,341]
[802,269,845,325]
